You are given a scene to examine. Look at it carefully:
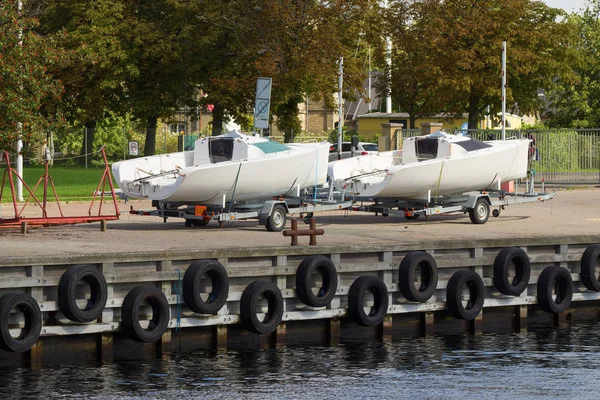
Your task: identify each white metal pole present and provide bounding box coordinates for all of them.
[337,57,344,160]
[85,126,88,169]
[502,41,507,141]
[368,46,372,112]
[16,0,23,201]
[384,0,392,114]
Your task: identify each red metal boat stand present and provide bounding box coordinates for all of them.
[0,147,120,232]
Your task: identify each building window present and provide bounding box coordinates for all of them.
[169,123,186,135]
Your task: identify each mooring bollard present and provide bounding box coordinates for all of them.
[282,218,324,246]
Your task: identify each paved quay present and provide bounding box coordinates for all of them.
[0,186,599,259]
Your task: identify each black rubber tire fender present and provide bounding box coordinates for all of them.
[240,281,284,334]
[183,260,229,314]
[58,264,108,323]
[0,293,42,352]
[398,251,438,302]
[347,276,389,327]
[446,270,485,320]
[493,247,531,296]
[295,255,338,307]
[537,266,573,314]
[580,244,600,291]
[122,286,170,342]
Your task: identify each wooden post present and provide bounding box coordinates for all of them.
[158,260,173,355]
[100,220,107,232]
[513,305,528,332]
[469,310,483,335]
[420,311,435,336]
[100,262,115,363]
[326,318,341,346]
[21,221,27,234]
[271,322,286,347]
[98,333,113,363]
[379,315,393,343]
[212,325,228,349]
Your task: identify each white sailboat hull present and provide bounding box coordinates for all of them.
[329,135,530,200]
[112,134,329,205]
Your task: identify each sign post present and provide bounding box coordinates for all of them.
[253,77,272,134]
[129,141,139,157]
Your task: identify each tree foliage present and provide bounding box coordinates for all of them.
[381,0,575,129]
[0,0,63,154]
[544,1,600,128]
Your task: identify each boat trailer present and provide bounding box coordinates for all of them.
[351,187,555,225]
[129,191,353,232]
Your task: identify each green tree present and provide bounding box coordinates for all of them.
[544,1,600,128]
[385,0,574,129]
[0,0,63,155]
[39,0,136,162]
[379,1,450,128]
[207,0,378,142]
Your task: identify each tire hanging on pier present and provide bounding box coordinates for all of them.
[537,266,573,314]
[347,276,389,327]
[122,286,170,342]
[0,293,42,352]
[398,251,438,302]
[493,248,531,296]
[446,271,485,320]
[240,281,284,334]
[296,255,338,307]
[58,265,108,323]
[580,244,600,292]
[183,260,229,314]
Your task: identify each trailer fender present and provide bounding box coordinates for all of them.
[258,201,289,226]
[465,194,491,209]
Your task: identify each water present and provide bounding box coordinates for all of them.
[3,322,600,399]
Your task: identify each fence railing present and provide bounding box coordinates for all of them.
[429,129,600,185]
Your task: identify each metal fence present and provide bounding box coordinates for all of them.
[418,129,600,185]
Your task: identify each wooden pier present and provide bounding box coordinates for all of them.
[0,234,599,365]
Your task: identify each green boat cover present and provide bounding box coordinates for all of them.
[250,141,291,154]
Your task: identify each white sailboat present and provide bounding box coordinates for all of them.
[328,131,531,200]
[112,131,329,205]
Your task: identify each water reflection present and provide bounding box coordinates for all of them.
[2,322,600,399]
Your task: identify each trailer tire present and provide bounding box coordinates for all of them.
[348,276,389,327]
[240,281,283,334]
[446,271,485,320]
[58,265,108,323]
[468,198,490,224]
[580,244,600,291]
[183,260,229,314]
[493,248,531,296]
[122,286,170,342]
[0,293,42,352]
[537,266,573,314]
[296,255,338,307]
[398,251,438,302]
[266,204,286,232]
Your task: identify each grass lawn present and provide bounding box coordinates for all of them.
[1,165,115,202]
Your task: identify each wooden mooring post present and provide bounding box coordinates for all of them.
[282,218,324,246]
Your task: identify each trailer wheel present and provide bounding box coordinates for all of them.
[191,218,209,227]
[492,209,500,217]
[266,204,286,232]
[469,198,490,224]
